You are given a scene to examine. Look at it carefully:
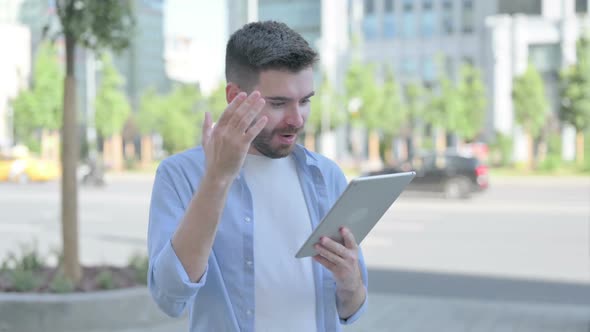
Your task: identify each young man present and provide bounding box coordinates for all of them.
[147,21,368,332]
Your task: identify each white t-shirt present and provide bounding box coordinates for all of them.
[243,153,317,332]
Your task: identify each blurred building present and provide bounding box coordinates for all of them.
[114,0,170,110]
[164,0,232,93]
[484,0,589,162]
[351,0,589,162]
[0,23,30,150]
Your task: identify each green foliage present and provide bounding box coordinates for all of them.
[404,82,425,126]
[10,269,41,292]
[308,76,346,134]
[11,42,63,151]
[344,61,383,130]
[94,53,131,137]
[512,63,549,139]
[96,269,115,290]
[380,68,407,138]
[55,0,135,53]
[457,64,487,141]
[489,132,513,167]
[128,253,149,285]
[560,34,590,132]
[432,69,463,133]
[49,270,75,293]
[537,133,562,172]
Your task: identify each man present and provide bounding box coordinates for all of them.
[147,21,368,332]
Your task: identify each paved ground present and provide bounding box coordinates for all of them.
[1,174,589,331]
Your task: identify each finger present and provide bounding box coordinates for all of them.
[319,236,347,258]
[244,116,268,141]
[201,112,212,145]
[341,227,358,250]
[314,243,344,265]
[229,91,261,128]
[313,255,336,270]
[217,92,247,127]
[237,97,265,132]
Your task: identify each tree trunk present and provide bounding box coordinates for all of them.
[141,135,153,169]
[124,141,136,161]
[526,132,534,170]
[576,132,585,166]
[61,33,81,283]
[111,134,123,171]
[435,128,446,154]
[368,130,381,162]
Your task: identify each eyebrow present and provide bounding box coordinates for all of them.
[264,91,315,102]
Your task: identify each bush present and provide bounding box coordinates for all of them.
[489,132,513,167]
[128,254,149,285]
[96,269,115,290]
[10,269,41,292]
[49,270,75,293]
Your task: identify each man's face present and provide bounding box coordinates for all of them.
[248,67,314,159]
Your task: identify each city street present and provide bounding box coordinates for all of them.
[0,173,589,331]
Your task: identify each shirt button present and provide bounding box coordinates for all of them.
[246,260,253,266]
[246,309,252,316]
[244,217,251,223]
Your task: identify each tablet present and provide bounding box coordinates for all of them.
[295,171,416,258]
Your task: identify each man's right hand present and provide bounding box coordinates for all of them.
[201,91,267,183]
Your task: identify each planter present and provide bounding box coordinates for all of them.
[0,287,186,332]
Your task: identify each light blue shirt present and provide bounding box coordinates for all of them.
[147,144,368,332]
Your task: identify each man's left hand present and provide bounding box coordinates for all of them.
[313,227,363,293]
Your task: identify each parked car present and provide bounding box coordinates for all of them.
[0,154,60,183]
[366,152,489,199]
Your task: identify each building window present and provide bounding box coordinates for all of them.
[402,0,415,38]
[445,56,455,79]
[461,0,474,34]
[364,0,375,15]
[422,56,436,82]
[363,15,379,40]
[576,0,588,13]
[442,0,454,35]
[384,14,395,38]
[401,57,419,78]
[421,0,436,38]
[529,44,561,73]
[385,0,395,13]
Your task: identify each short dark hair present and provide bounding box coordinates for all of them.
[225,21,318,91]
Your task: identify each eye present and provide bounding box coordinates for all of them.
[300,99,311,105]
[270,102,285,108]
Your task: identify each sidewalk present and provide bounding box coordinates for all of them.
[344,293,590,332]
[106,291,590,332]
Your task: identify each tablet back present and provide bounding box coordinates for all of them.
[295,171,416,258]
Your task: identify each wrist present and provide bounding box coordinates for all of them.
[203,169,235,190]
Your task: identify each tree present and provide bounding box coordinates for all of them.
[11,42,63,153]
[560,34,590,165]
[403,82,425,158]
[156,84,203,154]
[432,70,462,151]
[94,53,131,171]
[54,0,135,282]
[344,61,384,163]
[512,63,549,167]
[457,64,487,142]
[379,68,407,163]
[306,76,345,150]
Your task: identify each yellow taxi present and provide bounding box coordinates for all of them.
[0,154,60,183]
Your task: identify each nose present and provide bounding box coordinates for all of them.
[285,104,304,128]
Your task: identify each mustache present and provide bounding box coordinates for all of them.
[273,126,301,135]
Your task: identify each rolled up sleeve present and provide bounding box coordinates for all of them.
[147,161,206,317]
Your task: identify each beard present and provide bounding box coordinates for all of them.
[251,125,301,159]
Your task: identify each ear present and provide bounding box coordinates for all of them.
[226,83,241,104]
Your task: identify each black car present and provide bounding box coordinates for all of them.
[366,153,489,199]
